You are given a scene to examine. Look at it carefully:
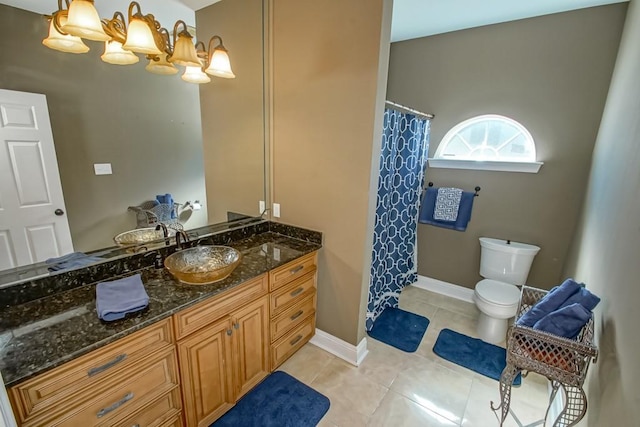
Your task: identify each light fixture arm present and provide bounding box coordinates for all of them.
[103,11,128,44]
[49,0,71,35]
[205,35,226,67]
[172,20,193,47]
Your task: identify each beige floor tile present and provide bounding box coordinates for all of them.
[368,390,458,427]
[311,357,389,418]
[278,342,335,385]
[391,356,473,424]
[320,398,371,427]
[398,296,439,319]
[360,338,430,388]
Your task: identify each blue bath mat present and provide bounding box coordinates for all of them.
[367,307,430,352]
[211,371,330,427]
[433,329,521,385]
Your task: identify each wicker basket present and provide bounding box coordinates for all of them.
[127,201,183,231]
[493,285,598,427]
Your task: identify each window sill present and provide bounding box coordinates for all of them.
[427,159,543,173]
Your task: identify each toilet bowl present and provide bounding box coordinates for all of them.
[473,279,520,343]
[474,237,540,344]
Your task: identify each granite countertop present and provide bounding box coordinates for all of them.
[0,232,320,387]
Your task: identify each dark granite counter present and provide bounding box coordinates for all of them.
[0,231,321,387]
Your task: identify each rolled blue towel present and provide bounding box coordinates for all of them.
[516,278,582,327]
[559,286,600,311]
[96,274,149,322]
[532,303,592,339]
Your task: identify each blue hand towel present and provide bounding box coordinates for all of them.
[96,274,149,322]
[532,303,592,339]
[419,187,475,231]
[46,252,103,272]
[559,286,600,311]
[516,278,582,327]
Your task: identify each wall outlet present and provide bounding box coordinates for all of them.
[93,163,112,175]
[273,203,281,218]
[259,200,266,214]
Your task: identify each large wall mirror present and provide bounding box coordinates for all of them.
[0,0,267,284]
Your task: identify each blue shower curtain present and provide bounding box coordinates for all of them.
[366,108,430,331]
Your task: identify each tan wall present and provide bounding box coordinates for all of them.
[563,0,640,424]
[271,0,392,345]
[0,5,207,252]
[387,5,627,290]
[197,0,266,223]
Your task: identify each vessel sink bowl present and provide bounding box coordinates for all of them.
[164,245,242,285]
[114,227,176,246]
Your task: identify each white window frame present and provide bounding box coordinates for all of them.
[428,114,543,173]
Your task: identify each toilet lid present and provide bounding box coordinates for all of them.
[476,279,521,306]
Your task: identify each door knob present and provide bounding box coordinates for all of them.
[54,209,65,216]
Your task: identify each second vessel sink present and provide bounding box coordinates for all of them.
[164,245,242,285]
[114,227,176,246]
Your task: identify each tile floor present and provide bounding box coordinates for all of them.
[280,285,551,427]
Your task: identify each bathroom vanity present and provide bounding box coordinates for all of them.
[0,222,321,427]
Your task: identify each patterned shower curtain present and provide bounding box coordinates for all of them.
[366,108,430,331]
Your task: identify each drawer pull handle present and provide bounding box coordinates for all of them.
[88,353,127,377]
[234,322,240,330]
[290,265,304,274]
[132,425,140,427]
[227,329,233,336]
[97,392,134,418]
[290,334,303,346]
[290,310,304,321]
[290,287,304,297]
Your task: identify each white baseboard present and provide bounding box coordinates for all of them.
[413,275,475,303]
[309,329,369,366]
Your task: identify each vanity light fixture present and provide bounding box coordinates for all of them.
[43,0,235,85]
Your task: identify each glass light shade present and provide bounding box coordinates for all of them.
[169,34,202,68]
[204,48,235,78]
[42,17,89,54]
[62,0,110,41]
[122,18,163,56]
[101,41,139,65]
[146,54,178,75]
[181,66,211,84]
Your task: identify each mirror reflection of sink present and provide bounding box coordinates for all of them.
[164,246,242,285]
[113,227,176,246]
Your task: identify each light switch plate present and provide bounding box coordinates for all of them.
[273,203,280,218]
[94,163,112,175]
[259,200,266,214]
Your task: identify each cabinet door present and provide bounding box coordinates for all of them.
[232,296,270,399]
[177,317,234,427]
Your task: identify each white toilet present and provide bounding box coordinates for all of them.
[473,237,540,344]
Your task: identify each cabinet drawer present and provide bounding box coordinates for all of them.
[160,415,184,427]
[115,387,181,427]
[23,348,179,427]
[270,316,315,370]
[270,293,316,342]
[270,272,316,317]
[173,274,268,340]
[269,252,317,291]
[10,319,174,423]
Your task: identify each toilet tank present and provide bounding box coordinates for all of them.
[479,237,540,286]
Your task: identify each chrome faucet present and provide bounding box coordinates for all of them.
[155,223,170,246]
[175,230,190,250]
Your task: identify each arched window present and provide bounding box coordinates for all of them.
[429,115,543,173]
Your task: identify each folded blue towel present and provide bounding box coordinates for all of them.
[46,252,103,272]
[96,274,149,322]
[533,303,592,339]
[419,187,475,231]
[559,286,600,311]
[516,278,582,327]
[434,187,463,222]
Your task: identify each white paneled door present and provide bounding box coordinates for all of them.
[0,89,73,270]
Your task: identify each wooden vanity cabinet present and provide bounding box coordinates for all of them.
[174,275,270,427]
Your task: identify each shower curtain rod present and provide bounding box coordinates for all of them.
[385,100,434,119]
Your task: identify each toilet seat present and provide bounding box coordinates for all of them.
[475,279,520,306]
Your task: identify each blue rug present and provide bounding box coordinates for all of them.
[211,371,330,427]
[433,329,521,385]
[367,307,430,352]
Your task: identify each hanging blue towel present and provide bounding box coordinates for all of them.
[516,278,582,327]
[418,187,475,231]
[46,252,104,272]
[96,274,149,322]
[532,303,592,339]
